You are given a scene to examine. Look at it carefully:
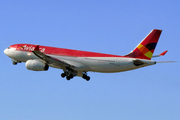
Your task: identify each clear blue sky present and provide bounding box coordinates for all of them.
[1,0,180,120]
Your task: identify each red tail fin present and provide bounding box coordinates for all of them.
[125,29,162,60]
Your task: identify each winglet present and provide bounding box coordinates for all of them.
[34,45,40,51]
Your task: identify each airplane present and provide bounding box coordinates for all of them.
[4,29,169,81]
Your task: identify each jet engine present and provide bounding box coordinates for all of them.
[26,60,49,71]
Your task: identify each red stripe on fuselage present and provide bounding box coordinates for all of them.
[10,44,125,58]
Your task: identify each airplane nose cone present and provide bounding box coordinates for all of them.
[4,48,10,57]
[4,48,8,55]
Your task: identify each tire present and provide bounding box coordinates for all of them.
[83,74,87,79]
[13,61,17,65]
[86,76,90,81]
[69,74,73,79]
[66,76,71,80]
[61,73,66,78]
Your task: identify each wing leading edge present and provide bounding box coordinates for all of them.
[32,45,90,72]
[32,45,74,68]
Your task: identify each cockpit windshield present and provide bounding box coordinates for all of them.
[7,47,10,49]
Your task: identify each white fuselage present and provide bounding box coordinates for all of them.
[4,48,156,73]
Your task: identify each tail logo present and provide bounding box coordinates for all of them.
[125,29,162,60]
[137,43,157,59]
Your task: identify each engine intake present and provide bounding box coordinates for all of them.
[26,60,49,71]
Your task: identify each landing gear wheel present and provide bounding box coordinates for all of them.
[86,76,90,81]
[13,61,17,65]
[61,73,66,78]
[83,74,87,79]
[66,76,71,80]
[82,74,90,81]
[69,74,73,79]
[66,74,73,80]
[62,68,77,80]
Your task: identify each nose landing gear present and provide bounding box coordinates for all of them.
[13,61,17,65]
[12,59,21,65]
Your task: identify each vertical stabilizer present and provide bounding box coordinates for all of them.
[125,29,162,60]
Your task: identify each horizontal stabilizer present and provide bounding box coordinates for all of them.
[152,50,168,57]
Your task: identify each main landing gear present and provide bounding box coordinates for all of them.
[82,73,90,81]
[61,72,74,80]
[61,69,90,81]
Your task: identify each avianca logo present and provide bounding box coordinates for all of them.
[137,43,157,58]
[19,45,45,52]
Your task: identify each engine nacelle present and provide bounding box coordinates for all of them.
[26,60,49,71]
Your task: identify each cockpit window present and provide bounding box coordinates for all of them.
[7,47,10,49]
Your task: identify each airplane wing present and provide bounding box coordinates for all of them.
[32,45,74,68]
